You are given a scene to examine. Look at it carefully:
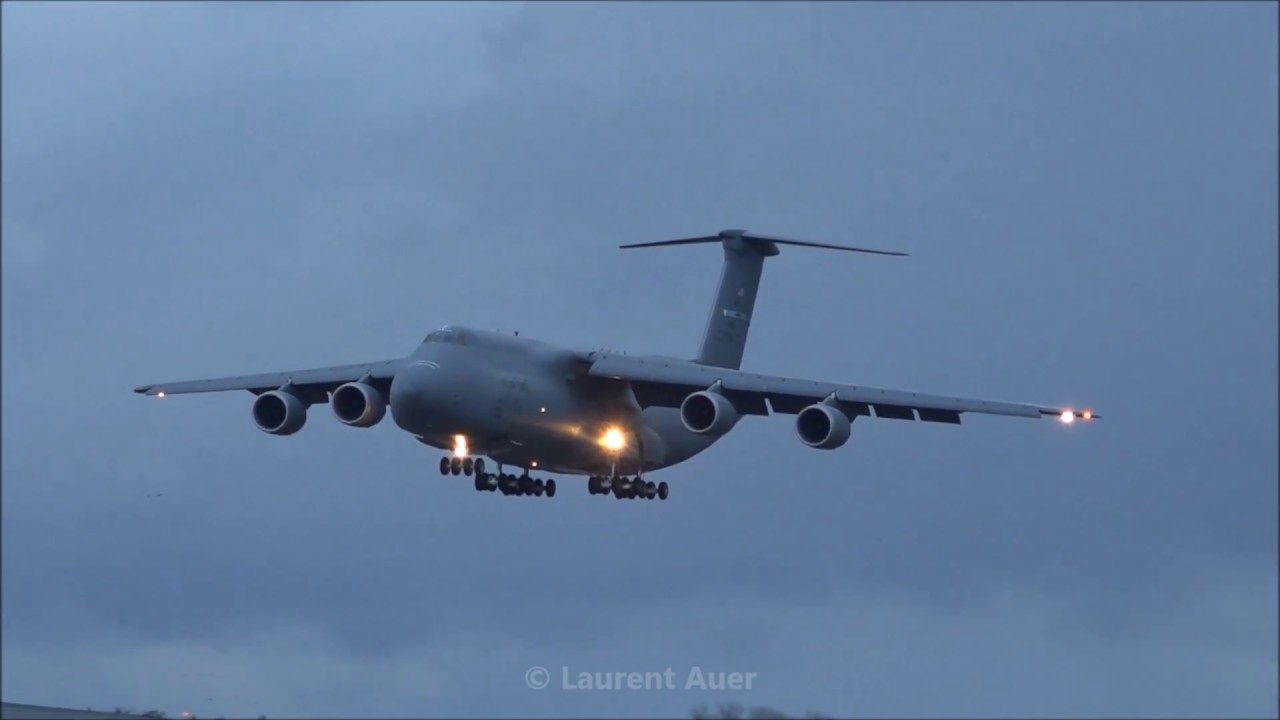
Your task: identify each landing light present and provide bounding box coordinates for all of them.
[599,427,627,452]
[1059,411,1075,424]
[452,434,469,458]
[156,392,165,398]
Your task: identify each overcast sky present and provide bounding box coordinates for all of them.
[2,2,1276,718]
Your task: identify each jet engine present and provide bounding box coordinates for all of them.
[795,403,852,449]
[252,390,308,436]
[331,381,388,428]
[680,390,739,435]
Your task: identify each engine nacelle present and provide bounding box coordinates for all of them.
[795,403,852,449]
[331,381,387,428]
[680,390,739,435]
[252,390,308,436]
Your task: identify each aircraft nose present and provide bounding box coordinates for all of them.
[389,362,435,432]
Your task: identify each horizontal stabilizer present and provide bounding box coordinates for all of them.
[620,228,907,257]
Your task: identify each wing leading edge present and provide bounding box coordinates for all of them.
[586,353,1097,425]
[133,359,407,404]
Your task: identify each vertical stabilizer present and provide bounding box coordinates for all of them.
[619,229,906,370]
[694,232,776,369]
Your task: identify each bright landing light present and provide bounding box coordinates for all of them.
[599,427,627,452]
[1060,411,1076,424]
[452,434,469,458]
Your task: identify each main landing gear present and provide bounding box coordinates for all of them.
[483,472,556,498]
[587,475,669,501]
[440,456,555,498]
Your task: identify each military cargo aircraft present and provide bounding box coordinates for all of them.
[135,230,1096,501]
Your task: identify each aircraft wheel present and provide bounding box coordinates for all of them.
[645,481,657,499]
[612,481,627,499]
[533,478,545,496]
[519,475,533,495]
[473,474,486,492]
[474,458,486,476]
[439,457,450,475]
[462,457,474,476]
[587,476,600,495]
[657,481,669,500]
[450,457,462,475]
[545,479,557,498]
[500,474,516,494]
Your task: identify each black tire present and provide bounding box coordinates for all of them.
[519,475,533,495]
[450,457,462,475]
[462,458,474,476]
[646,481,657,499]
[473,475,486,492]
[533,478,545,496]
[474,458,486,476]
[439,457,451,475]
[657,481,669,500]
[545,479,557,497]
[587,476,599,495]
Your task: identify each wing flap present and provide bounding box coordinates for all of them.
[587,353,1085,422]
[134,359,406,401]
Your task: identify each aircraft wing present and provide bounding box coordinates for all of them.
[133,359,407,404]
[586,353,1097,424]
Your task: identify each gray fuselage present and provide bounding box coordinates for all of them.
[387,325,720,476]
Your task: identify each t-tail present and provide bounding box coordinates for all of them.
[620,229,907,370]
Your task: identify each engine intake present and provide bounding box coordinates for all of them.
[331,382,387,427]
[795,403,852,449]
[252,390,308,435]
[680,390,739,435]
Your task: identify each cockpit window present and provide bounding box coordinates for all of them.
[424,326,466,345]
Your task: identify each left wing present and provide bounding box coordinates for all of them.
[586,353,1097,424]
[133,359,407,404]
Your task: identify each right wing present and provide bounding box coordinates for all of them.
[133,359,407,404]
[586,353,1097,424]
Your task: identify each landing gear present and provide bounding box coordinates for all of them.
[480,471,556,499]
[591,475,668,500]
[442,455,485,478]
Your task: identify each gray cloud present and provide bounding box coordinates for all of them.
[2,2,1276,718]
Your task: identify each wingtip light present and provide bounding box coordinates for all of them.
[1059,409,1096,424]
